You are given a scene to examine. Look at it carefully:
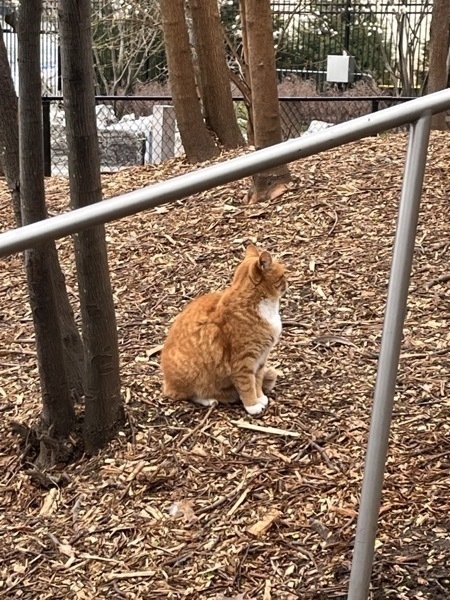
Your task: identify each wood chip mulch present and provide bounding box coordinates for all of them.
[0,132,450,600]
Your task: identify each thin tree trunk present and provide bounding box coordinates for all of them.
[18,0,75,449]
[184,1,202,101]
[160,0,219,163]
[189,0,245,149]
[0,28,85,399]
[238,0,254,145]
[50,251,85,399]
[59,0,123,453]
[428,0,450,130]
[0,29,21,224]
[243,0,291,203]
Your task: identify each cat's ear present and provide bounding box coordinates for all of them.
[245,245,260,259]
[258,251,272,271]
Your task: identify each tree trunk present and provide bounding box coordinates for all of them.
[243,0,291,203]
[0,28,21,224]
[0,28,85,399]
[59,0,123,453]
[49,251,85,399]
[428,0,450,130]
[18,0,75,449]
[189,0,245,149]
[159,0,219,163]
[238,0,254,145]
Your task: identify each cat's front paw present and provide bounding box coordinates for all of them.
[244,395,269,416]
[193,398,218,407]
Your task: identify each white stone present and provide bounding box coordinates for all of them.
[152,105,177,164]
[95,104,117,128]
[303,120,334,136]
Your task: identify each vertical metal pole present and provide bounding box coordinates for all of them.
[370,100,379,138]
[347,113,432,600]
[344,0,352,52]
[42,99,52,177]
[57,44,62,92]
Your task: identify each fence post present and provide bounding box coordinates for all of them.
[371,99,379,113]
[42,98,51,177]
[151,105,176,164]
[343,0,352,51]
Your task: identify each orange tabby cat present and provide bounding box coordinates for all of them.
[161,245,287,415]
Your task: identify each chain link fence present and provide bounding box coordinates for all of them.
[43,95,412,176]
[43,96,182,176]
[279,96,411,139]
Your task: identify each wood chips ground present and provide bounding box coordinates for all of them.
[0,132,450,600]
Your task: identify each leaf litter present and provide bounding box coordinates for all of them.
[0,132,450,599]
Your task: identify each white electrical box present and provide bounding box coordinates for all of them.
[326,55,355,83]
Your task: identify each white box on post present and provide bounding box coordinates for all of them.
[326,55,355,83]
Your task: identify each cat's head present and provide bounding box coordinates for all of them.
[232,245,287,298]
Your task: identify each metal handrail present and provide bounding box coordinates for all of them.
[1,88,450,257]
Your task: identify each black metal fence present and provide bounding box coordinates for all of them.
[2,1,432,97]
[42,95,413,176]
[272,0,432,91]
[0,1,59,95]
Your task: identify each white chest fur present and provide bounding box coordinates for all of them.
[258,298,282,343]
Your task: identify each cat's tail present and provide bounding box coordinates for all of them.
[262,366,280,395]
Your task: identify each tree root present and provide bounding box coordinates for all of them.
[11,418,82,478]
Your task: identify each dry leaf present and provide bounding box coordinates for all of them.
[146,344,163,357]
[190,444,208,457]
[168,499,196,522]
[247,509,282,537]
[267,183,288,201]
[58,542,76,558]
[39,488,59,516]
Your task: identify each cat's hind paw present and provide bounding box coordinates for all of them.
[193,398,218,408]
[244,395,269,416]
[262,366,279,395]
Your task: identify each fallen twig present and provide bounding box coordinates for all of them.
[106,570,156,580]
[179,401,217,445]
[231,419,302,438]
[119,459,147,500]
[426,273,450,289]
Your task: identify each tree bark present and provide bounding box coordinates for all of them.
[50,254,85,399]
[238,0,254,145]
[189,0,245,149]
[18,0,75,445]
[243,0,291,202]
[0,29,21,224]
[159,0,219,163]
[59,0,123,452]
[0,28,85,399]
[428,0,450,130]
